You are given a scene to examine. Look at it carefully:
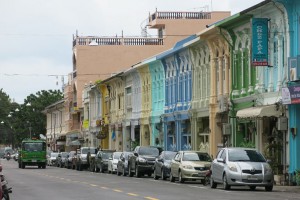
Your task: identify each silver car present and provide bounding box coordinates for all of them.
[170,151,212,183]
[210,147,274,191]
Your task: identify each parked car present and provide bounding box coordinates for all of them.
[210,147,274,191]
[128,146,160,178]
[116,151,133,176]
[47,152,59,166]
[93,149,115,173]
[108,151,122,174]
[153,151,177,180]
[75,147,98,171]
[169,151,211,183]
[56,152,69,168]
[65,151,76,169]
[12,151,19,161]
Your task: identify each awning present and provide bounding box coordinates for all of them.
[236,105,281,118]
[69,140,81,146]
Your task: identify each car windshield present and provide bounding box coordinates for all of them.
[51,153,59,158]
[23,142,45,152]
[164,152,177,160]
[228,149,266,162]
[139,147,159,156]
[113,152,122,159]
[61,152,69,157]
[102,152,113,159]
[124,152,133,159]
[182,152,211,161]
[82,148,97,154]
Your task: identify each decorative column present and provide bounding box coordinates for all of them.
[277,35,283,90]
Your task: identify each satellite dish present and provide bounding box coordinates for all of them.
[39,134,46,140]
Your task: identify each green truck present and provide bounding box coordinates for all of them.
[18,138,47,169]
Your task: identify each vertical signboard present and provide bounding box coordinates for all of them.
[252,18,269,66]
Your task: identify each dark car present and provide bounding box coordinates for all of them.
[93,149,115,173]
[128,146,160,178]
[65,151,76,169]
[116,151,133,176]
[153,151,177,180]
[56,152,69,168]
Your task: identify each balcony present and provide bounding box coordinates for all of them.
[73,36,164,47]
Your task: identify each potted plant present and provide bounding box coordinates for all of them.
[296,170,300,186]
[264,141,284,185]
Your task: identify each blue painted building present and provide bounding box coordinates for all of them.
[278,0,300,182]
[157,35,196,151]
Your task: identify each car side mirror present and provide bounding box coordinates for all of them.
[266,159,272,164]
[157,158,163,162]
[134,152,138,157]
[217,158,225,163]
[121,157,125,161]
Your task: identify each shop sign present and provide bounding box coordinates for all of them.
[252,18,268,66]
[282,86,300,104]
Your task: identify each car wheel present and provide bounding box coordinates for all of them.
[100,164,104,173]
[223,174,230,190]
[170,172,175,182]
[128,165,133,177]
[265,185,273,192]
[249,186,256,191]
[153,170,159,180]
[210,176,217,188]
[135,166,141,178]
[178,171,185,183]
[90,163,95,172]
[161,168,167,180]
[122,166,126,176]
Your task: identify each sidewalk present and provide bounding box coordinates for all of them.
[274,185,300,193]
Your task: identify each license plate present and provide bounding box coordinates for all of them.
[248,175,258,180]
[32,160,37,162]
[198,172,205,176]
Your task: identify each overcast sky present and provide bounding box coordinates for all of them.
[0,0,263,104]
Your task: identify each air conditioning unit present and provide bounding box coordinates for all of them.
[222,123,231,135]
[277,117,288,131]
[218,96,228,113]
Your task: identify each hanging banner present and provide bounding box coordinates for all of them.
[252,18,269,66]
[282,86,300,104]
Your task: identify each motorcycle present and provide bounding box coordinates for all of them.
[5,154,10,161]
[0,165,12,200]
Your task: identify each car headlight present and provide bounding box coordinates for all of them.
[264,164,273,174]
[138,158,146,163]
[228,163,238,172]
[183,165,193,169]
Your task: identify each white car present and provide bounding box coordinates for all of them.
[108,152,122,174]
[47,152,59,166]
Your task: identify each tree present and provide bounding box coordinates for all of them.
[13,90,63,146]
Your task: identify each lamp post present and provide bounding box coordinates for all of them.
[27,121,32,139]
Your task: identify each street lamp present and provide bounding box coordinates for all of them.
[27,121,32,139]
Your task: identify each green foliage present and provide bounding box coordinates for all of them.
[130,140,140,151]
[0,90,63,147]
[296,170,300,186]
[263,142,283,174]
[238,141,255,148]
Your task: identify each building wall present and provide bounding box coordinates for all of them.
[189,41,210,152]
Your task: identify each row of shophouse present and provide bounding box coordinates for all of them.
[44,0,300,183]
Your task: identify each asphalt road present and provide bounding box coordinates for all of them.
[1,159,299,200]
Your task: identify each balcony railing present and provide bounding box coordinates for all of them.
[150,11,211,22]
[73,36,164,47]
